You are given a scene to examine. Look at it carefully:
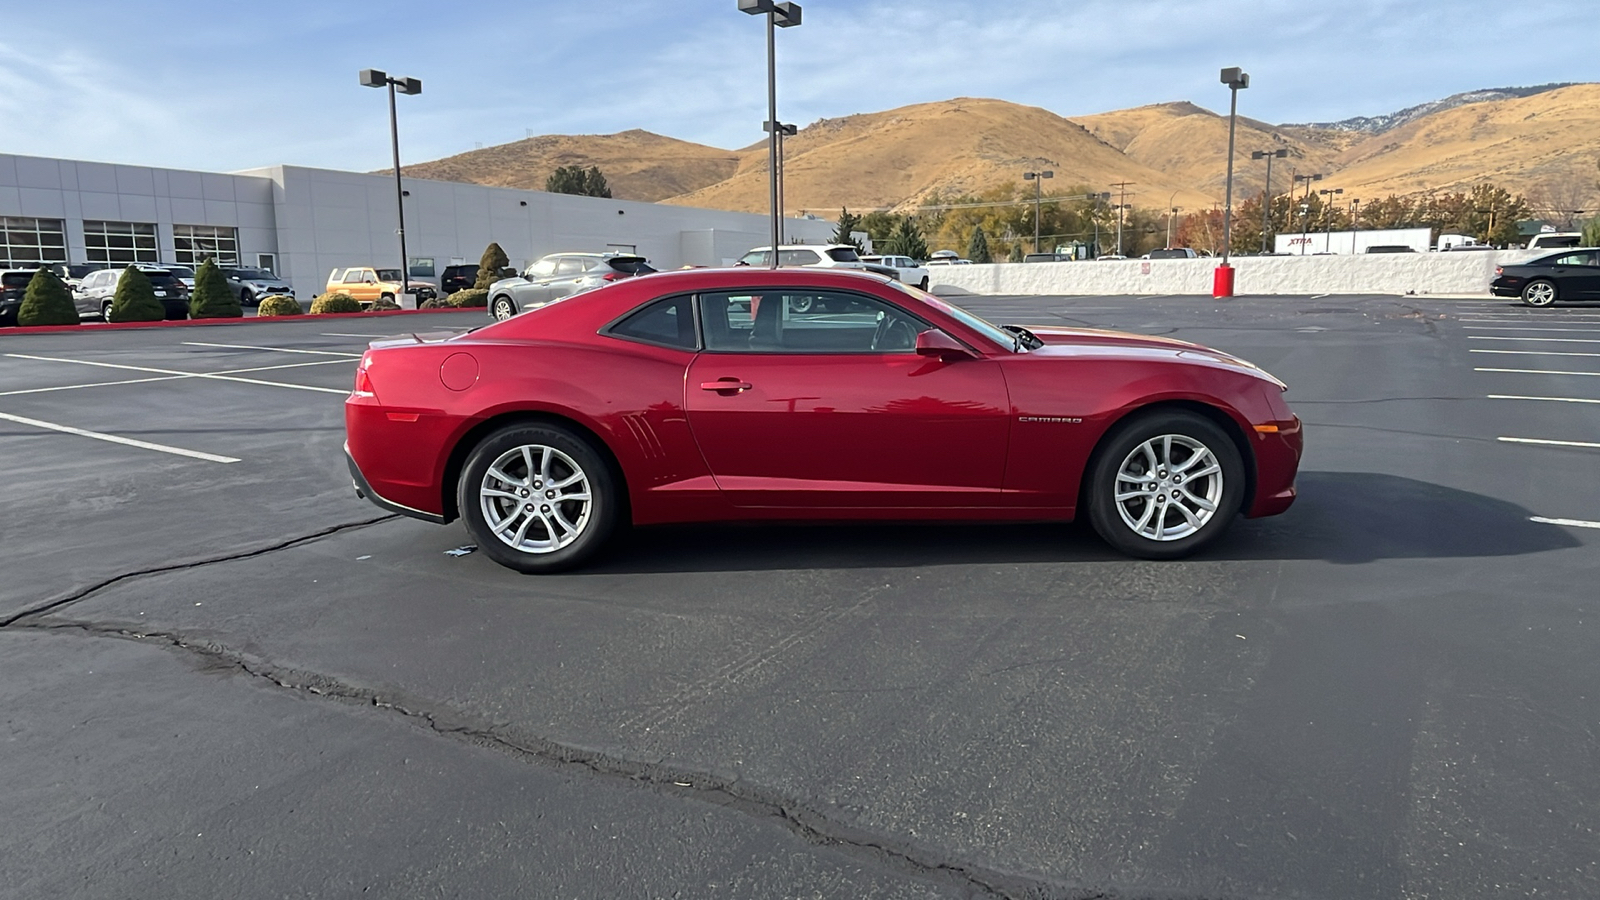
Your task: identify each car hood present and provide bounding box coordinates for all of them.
[1023,326,1285,387]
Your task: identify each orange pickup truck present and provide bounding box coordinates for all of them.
[325,267,437,307]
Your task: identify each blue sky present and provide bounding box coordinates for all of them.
[1,0,1592,174]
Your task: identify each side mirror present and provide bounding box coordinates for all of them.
[915,329,976,361]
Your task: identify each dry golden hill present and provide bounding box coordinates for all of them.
[395,129,739,202]
[1329,83,1600,207]
[663,98,1215,215]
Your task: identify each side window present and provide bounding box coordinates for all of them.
[698,290,925,354]
[528,258,558,278]
[555,258,585,276]
[606,295,697,350]
[778,249,821,266]
[362,270,378,283]
[1550,252,1590,267]
[737,250,769,267]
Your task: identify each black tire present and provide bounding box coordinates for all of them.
[918,277,930,291]
[100,301,114,322]
[1084,410,1245,559]
[491,296,516,320]
[380,292,395,303]
[239,288,254,307]
[1521,279,1557,308]
[457,423,619,573]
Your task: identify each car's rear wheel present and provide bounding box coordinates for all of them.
[458,424,618,573]
[1085,410,1244,559]
[1521,279,1557,307]
[491,296,516,320]
[100,301,114,322]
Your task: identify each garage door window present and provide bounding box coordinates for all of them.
[84,221,159,265]
[173,224,239,266]
[0,216,68,267]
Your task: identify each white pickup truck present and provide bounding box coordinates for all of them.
[861,254,930,290]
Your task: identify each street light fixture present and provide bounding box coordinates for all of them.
[1292,173,1322,254]
[1215,66,1249,297]
[360,68,422,306]
[739,0,802,268]
[1251,148,1288,253]
[1319,187,1344,249]
[1349,198,1361,254]
[768,121,798,241]
[1022,170,1053,253]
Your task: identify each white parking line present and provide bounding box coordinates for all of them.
[4,354,350,394]
[1475,367,1600,377]
[1471,349,1600,358]
[1463,326,1600,333]
[1469,336,1600,344]
[1488,394,1600,405]
[1499,436,1600,449]
[182,341,363,358]
[1530,516,1600,530]
[0,410,240,463]
[321,332,393,338]
[0,359,352,398]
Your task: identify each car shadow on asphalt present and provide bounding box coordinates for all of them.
[583,471,1579,574]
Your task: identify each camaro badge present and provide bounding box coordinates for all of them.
[1018,416,1083,424]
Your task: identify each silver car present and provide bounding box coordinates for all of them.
[487,252,656,321]
[76,266,191,321]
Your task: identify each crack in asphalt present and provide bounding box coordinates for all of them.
[14,613,1140,900]
[0,514,397,628]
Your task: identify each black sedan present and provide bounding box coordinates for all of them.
[1492,249,1600,307]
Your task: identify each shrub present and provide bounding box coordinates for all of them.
[188,259,243,319]
[17,268,78,326]
[369,296,401,311]
[108,268,166,322]
[448,288,488,308]
[419,296,451,309]
[310,291,363,314]
[256,295,302,317]
[475,243,510,289]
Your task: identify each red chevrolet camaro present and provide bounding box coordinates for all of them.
[345,268,1301,572]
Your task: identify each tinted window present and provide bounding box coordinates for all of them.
[1546,251,1598,267]
[825,247,861,262]
[698,290,924,353]
[778,249,822,266]
[146,273,182,288]
[737,250,770,267]
[2,273,32,289]
[606,257,654,274]
[608,296,697,350]
[375,269,401,281]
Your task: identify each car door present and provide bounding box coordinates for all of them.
[1565,251,1600,297]
[684,288,1011,509]
[514,258,558,307]
[550,257,591,300]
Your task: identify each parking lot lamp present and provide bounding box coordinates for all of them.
[740,0,801,268]
[1022,170,1053,253]
[360,69,422,304]
[1292,173,1322,254]
[1319,187,1344,248]
[1214,67,1249,297]
[1252,148,1288,253]
[1350,198,1361,254]
[769,121,798,241]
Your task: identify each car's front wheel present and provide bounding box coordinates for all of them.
[491,296,516,320]
[458,423,618,573]
[919,277,930,291]
[1085,410,1245,559]
[239,288,254,307]
[1521,279,1557,307]
[100,301,114,322]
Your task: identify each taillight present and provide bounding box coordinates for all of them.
[353,353,375,396]
[1494,266,1503,275]
[602,272,622,282]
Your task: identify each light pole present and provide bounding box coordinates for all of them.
[1090,192,1110,257]
[1022,170,1053,253]
[359,69,421,305]
[1319,187,1343,250]
[769,121,798,241]
[1251,148,1287,253]
[1349,198,1361,254]
[1110,181,1135,255]
[1214,66,1249,297]
[1165,189,1180,248]
[1292,173,1322,254]
[740,0,802,268]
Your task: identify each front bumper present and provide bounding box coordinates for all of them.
[1246,414,1303,518]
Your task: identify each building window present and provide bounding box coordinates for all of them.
[0,216,68,268]
[173,224,239,266]
[84,221,160,265]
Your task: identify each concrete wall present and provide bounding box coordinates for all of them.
[927,250,1535,297]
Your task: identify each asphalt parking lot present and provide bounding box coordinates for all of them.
[3,295,1598,899]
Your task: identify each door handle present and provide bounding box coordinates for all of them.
[700,378,753,393]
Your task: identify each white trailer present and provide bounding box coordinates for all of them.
[1275,227,1431,255]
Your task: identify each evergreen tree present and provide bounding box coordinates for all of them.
[1584,218,1600,248]
[16,268,77,326]
[1008,243,1025,263]
[188,259,242,318]
[546,164,612,198]
[108,268,165,322]
[860,210,898,249]
[582,166,612,198]
[475,242,511,289]
[966,225,992,264]
[830,208,863,251]
[883,216,929,261]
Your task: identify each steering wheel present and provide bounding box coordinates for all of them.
[870,315,920,352]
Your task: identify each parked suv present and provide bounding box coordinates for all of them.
[739,244,900,281]
[221,267,294,306]
[0,269,35,326]
[487,252,657,320]
[861,254,930,289]
[76,266,191,320]
[46,263,98,295]
[325,267,437,307]
[1144,247,1198,259]
[440,264,482,295]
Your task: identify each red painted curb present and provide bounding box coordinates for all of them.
[0,306,485,337]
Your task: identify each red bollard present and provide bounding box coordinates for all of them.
[1212,263,1235,298]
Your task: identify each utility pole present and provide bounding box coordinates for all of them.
[1251,148,1287,253]
[1023,170,1054,253]
[1111,180,1135,255]
[739,0,802,267]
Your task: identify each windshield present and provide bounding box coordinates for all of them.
[232,268,277,281]
[886,280,1018,352]
[375,269,402,281]
[826,247,861,262]
[165,266,196,277]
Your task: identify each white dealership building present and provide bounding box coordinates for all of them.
[0,153,833,297]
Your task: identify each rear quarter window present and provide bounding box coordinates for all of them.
[826,247,861,262]
[606,295,697,350]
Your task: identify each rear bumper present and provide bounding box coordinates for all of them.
[346,444,446,524]
[1490,278,1522,297]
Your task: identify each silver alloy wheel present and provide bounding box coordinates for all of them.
[492,297,514,320]
[1113,434,1224,542]
[479,444,592,554]
[101,301,114,322]
[1524,281,1556,306]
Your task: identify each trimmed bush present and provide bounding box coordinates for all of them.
[17,268,78,326]
[475,243,510,289]
[448,288,488,308]
[369,296,401,311]
[419,296,451,309]
[256,295,302,317]
[188,259,243,318]
[310,291,362,314]
[108,268,166,322]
